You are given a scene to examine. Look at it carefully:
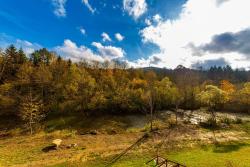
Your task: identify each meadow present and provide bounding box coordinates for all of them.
[1,111,250,167]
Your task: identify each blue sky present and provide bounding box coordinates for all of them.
[0,0,250,69]
[0,0,185,60]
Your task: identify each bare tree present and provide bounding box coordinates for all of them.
[145,71,157,131]
[19,89,44,135]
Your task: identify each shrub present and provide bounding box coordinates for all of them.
[220,117,233,125]
[200,117,217,129]
[235,117,243,124]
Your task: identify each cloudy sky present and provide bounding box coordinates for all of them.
[0,0,249,69]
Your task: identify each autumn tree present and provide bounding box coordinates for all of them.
[17,62,34,91]
[0,83,16,114]
[170,86,183,124]
[34,64,53,105]
[19,91,44,135]
[220,80,235,95]
[77,67,96,113]
[129,78,147,112]
[237,82,250,112]
[155,77,182,124]
[144,71,157,131]
[154,77,173,109]
[173,67,201,110]
[197,85,229,124]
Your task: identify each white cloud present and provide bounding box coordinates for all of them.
[55,39,103,62]
[0,33,41,55]
[216,0,230,6]
[139,0,250,69]
[123,0,147,19]
[115,33,124,41]
[101,32,112,42]
[129,55,163,68]
[80,28,86,35]
[55,40,125,62]
[92,42,125,60]
[52,0,67,17]
[82,0,95,14]
[145,18,151,26]
[153,14,162,23]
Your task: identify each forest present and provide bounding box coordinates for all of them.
[0,45,250,133]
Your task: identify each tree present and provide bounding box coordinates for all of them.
[197,85,229,143]
[237,82,250,112]
[170,87,183,124]
[30,51,41,66]
[76,67,96,113]
[144,71,157,131]
[220,80,235,95]
[34,64,53,104]
[30,48,52,66]
[197,85,229,124]
[0,49,4,82]
[155,77,182,124]
[0,83,16,113]
[173,67,201,110]
[6,45,18,64]
[17,48,27,64]
[129,78,147,112]
[19,91,44,135]
[0,45,18,81]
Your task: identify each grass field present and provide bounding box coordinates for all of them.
[49,140,250,167]
[0,112,250,167]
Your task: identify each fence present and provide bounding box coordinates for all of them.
[146,155,186,167]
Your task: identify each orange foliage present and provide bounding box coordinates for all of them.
[220,80,235,94]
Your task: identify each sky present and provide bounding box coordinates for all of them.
[0,0,250,69]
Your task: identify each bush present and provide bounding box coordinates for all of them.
[200,117,217,129]
[220,117,233,125]
[235,117,243,124]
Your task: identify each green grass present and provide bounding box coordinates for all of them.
[165,141,250,167]
[49,154,154,167]
[49,140,250,167]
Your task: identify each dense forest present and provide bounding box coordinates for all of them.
[0,45,250,133]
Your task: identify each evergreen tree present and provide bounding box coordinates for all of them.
[18,48,27,64]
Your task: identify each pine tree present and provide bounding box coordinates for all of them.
[18,48,27,64]
[0,45,18,80]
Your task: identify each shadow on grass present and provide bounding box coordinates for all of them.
[44,112,147,134]
[213,142,250,153]
[199,122,221,131]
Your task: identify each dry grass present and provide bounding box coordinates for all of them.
[0,113,250,167]
[0,130,143,167]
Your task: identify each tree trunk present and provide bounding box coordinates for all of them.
[29,87,33,135]
[149,91,154,131]
[29,115,33,135]
[150,106,153,131]
[175,104,178,125]
[0,56,8,82]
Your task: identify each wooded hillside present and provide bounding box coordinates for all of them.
[1,45,250,133]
